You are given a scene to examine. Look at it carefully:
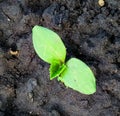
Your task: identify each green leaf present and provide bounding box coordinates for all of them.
[58,58,96,95]
[32,25,66,64]
[49,60,66,80]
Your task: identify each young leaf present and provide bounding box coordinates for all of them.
[58,58,96,95]
[32,25,66,64]
[49,61,66,80]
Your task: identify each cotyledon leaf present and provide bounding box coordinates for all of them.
[58,58,96,95]
[49,60,66,80]
[32,25,66,64]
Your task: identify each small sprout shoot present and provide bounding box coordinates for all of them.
[32,25,96,95]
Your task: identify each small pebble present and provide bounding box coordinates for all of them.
[7,18,10,21]
[28,93,33,102]
[98,0,105,7]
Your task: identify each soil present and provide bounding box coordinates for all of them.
[0,0,120,116]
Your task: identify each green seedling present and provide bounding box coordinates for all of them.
[32,25,96,95]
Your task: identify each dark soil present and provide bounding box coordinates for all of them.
[0,0,120,116]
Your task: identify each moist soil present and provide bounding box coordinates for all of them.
[0,0,120,116]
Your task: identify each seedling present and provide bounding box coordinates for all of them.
[32,25,96,95]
